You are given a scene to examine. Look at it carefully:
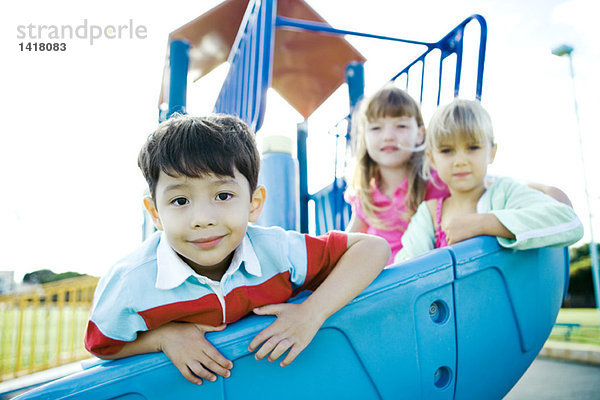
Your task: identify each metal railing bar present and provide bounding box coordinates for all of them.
[275,16,434,47]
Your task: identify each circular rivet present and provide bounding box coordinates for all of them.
[434,366,452,389]
[429,300,449,324]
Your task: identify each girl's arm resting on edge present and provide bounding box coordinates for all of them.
[443,178,582,248]
[249,233,389,367]
[442,213,515,245]
[443,180,582,247]
[97,323,232,385]
[490,179,583,249]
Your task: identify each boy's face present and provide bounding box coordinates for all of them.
[144,168,265,280]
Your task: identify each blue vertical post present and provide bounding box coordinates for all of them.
[148,39,190,240]
[167,40,190,118]
[474,15,487,100]
[341,62,365,229]
[452,30,464,99]
[256,135,299,231]
[345,62,364,150]
[297,120,309,234]
[346,62,365,113]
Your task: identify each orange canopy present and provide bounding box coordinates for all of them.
[159,0,366,119]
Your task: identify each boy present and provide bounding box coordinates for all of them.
[84,114,390,385]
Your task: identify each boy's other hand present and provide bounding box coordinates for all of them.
[249,303,323,367]
[157,322,233,385]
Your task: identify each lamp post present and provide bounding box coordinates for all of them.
[552,44,600,324]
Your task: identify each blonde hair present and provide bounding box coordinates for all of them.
[424,99,494,176]
[348,85,427,230]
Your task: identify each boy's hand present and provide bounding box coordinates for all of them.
[248,303,324,367]
[156,322,233,385]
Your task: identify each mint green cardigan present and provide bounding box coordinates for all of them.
[395,176,583,262]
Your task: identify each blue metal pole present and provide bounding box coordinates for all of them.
[275,16,433,47]
[565,52,600,323]
[452,29,464,99]
[297,120,309,234]
[346,62,365,112]
[553,45,600,324]
[346,61,364,155]
[167,40,190,118]
[473,15,487,100]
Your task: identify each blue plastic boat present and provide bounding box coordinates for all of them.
[14,238,568,399]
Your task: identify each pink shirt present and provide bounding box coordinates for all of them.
[347,171,449,264]
[434,197,449,248]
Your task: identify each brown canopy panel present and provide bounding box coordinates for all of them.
[159,0,366,119]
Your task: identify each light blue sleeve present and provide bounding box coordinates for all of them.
[486,177,584,250]
[247,225,310,289]
[282,228,311,288]
[394,202,436,263]
[89,264,149,342]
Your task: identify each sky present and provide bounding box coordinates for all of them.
[1,0,598,281]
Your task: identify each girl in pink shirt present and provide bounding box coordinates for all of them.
[345,86,449,263]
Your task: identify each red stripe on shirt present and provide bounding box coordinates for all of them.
[84,320,128,356]
[301,231,348,292]
[224,271,293,323]
[138,293,223,329]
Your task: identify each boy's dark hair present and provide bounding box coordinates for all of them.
[138,114,260,200]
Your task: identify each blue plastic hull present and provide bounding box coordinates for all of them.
[14,236,567,399]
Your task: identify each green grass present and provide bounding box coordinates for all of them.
[0,306,90,377]
[549,308,600,347]
[555,308,600,325]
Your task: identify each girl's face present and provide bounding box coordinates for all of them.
[428,136,497,195]
[364,116,424,170]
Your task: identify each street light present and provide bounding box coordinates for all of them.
[551,44,574,57]
[552,44,600,325]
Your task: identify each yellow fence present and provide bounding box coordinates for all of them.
[0,276,99,382]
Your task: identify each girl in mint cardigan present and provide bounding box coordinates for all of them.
[395,99,582,262]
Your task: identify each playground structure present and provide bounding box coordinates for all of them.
[13,1,569,399]
[158,0,486,235]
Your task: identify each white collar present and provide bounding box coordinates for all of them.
[155,232,261,290]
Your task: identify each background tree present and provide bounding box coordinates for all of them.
[23,269,84,284]
[566,243,598,307]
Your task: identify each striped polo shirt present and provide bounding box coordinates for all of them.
[85,225,348,356]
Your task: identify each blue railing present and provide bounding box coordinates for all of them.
[280,14,488,233]
[312,178,351,235]
[391,14,487,103]
[274,13,486,104]
[214,0,276,132]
